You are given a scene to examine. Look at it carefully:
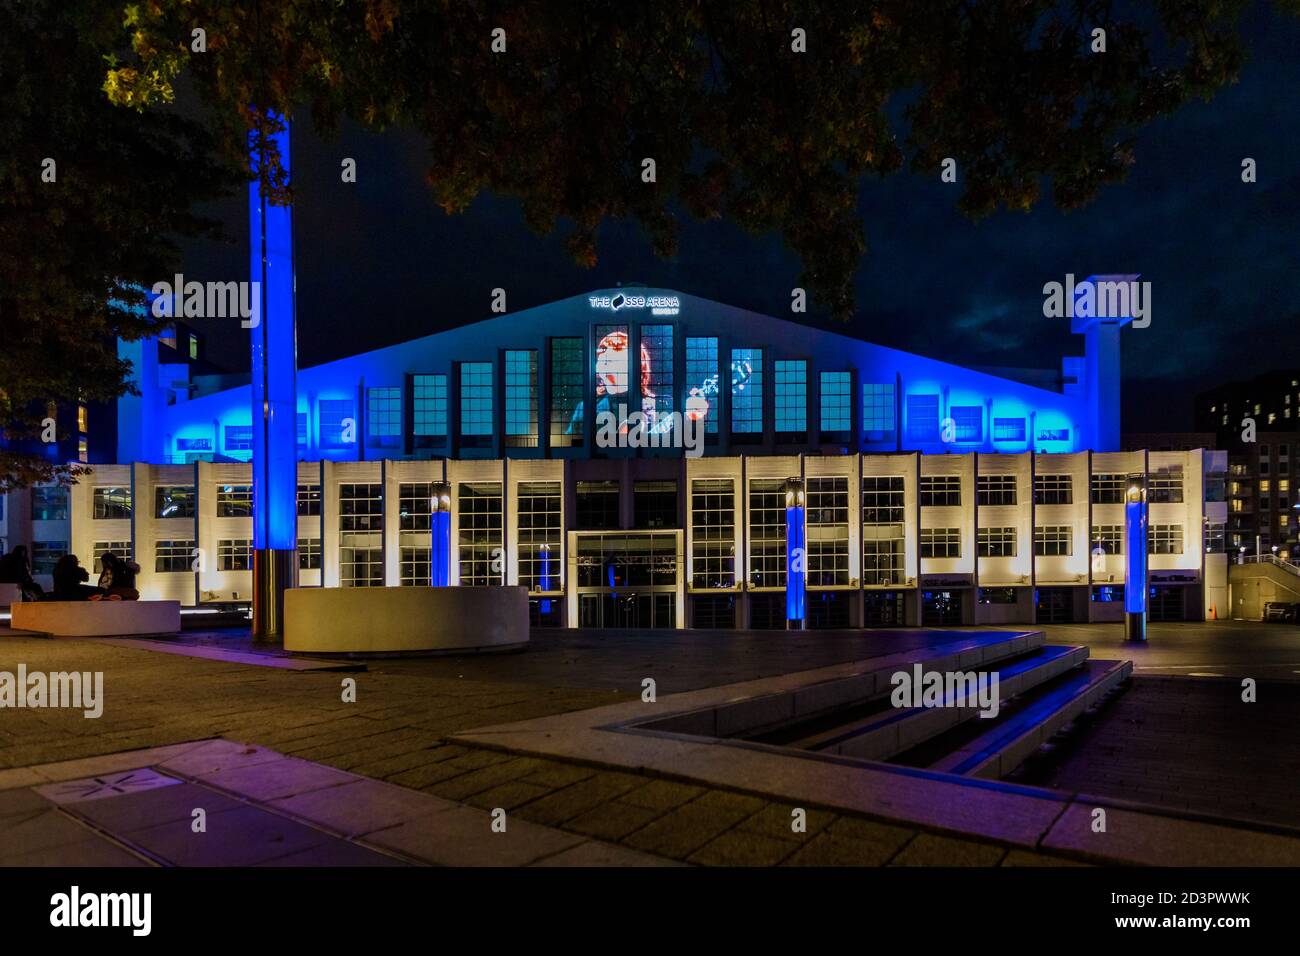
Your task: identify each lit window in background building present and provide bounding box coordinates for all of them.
[774,360,807,438]
[549,338,584,447]
[684,336,720,435]
[413,374,448,446]
[459,362,494,445]
[819,372,851,437]
[862,384,895,442]
[504,349,538,448]
[730,348,763,438]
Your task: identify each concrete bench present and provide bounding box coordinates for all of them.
[10,600,181,637]
[284,586,529,655]
[0,583,23,607]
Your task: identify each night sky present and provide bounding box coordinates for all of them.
[177,3,1300,432]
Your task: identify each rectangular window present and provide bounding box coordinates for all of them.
[399,545,430,586]
[807,477,849,586]
[1091,473,1126,504]
[641,325,675,423]
[31,542,66,576]
[633,480,677,529]
[1034,474,1073,505]
[920,528,960,559]
[549,338,585,447]
[949,405,982,443]
[297,412,308,450]
[691,478,735,588]
[155,486,195,519]
[1149,524,1184,555]
[223,425,253,453]
[31,486,69,522]
[1149,470,1184,504]
[297,484,321,516]
[155,539,194,572]
[905,394,941,443]
[993,418,1026,442]
[412,373,449,445]
[458,482,503,585]
[1091,525,1124,557]
[730,348,763,439]
[1034,525,1073,556]
[216,485,253,517]
[748,479,786,589]
[217,538,253,571]
[862,383,896,443]
[862,475,905,524]
[862,475,906,586]
[977,475,1017,506]
[318,399,354,449]
[460,362,494,446]
[684,336,719,435]
[774,359,807,439]
[92,487,132,520]
[366,386,402,446]
[1037,428,1071,443]
[338,483,383,587]
[91,541,132,566]
[504,350,538,448]
[920,476,961,507]
[517,481,562,590]
[819,372,851,438]
[979,587,1018,605]
[576,480,620,530]
[978,527,1018,557]
[398,482,433,531]
[339,483,382,532]
[298,537,322,571]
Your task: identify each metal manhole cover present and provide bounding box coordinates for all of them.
[35,768,181,805]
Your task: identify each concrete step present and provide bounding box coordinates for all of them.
[922,658,1132,779]
[790,644,1090,762]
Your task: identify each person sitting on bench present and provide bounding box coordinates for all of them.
[0,545,45,602]
[96,552,141,601]
[50,554,106,602]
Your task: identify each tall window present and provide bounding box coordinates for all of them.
[691,478,735,588]
[748,479,786,589]
[641,325,674,424]
[977,475,1017,506]
[504,350,538,448]
[807,477,849,586]
[920,528,961,558]
[730,348,763,439]
[458,482,503,585]
[413,373,448,447]
[518,482,562,590]
[297,484,321,516]
[820,372,851,439]
[977,527,1017,557]
[905,394,941,443]
[339,483,383,587]
[774,360,807,440]
[949,406,982,443]
[366,387,401,447]
[319,399,354,449]
[576,480,620,529]
[1034,474,1073,505]
[634,481,677,529]
[216,485,253,517]
[862,383,895,443]
[397,481,432,585]
[684,336,719,435]
[155,486,195,518]
[92,487,132,520]
[459,362,494,447]
[299,537,322,571]
[920,476,961,507]
[549,338,585,448]
[1034,525,1072,556]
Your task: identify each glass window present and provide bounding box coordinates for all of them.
[460,362,494,445]
[399,544,430,586]
[641,325,675,425]
[398,482,432,531]
[949,405,982,443]
[576,480,620,530]
[634,480,677,529]
[1091,525,1123,556]
[92,487,132,520]
[920,528,960,558]
[1034,525,1072,556]
[217,538,253,571]
[458,482,503,585]
[978,527,1017,557]
[91,541,132,566]
[920,476,961,507]
[1034,474,1073,505]
[298,537,322,571]
[774,360,807,439]
[684,336,719,435]
[155,539,195,572]
[862,383,895,443]
[297,484,321,516]
[339,483,382,532]
[730,348,763,438]
[413,373,449,445]
[32,486,69,521]
[905,394,940,443]
[318,399,355,449]
[862,476,905,524]
[1149,470,1184,503]
[366,386,401,446]
[977,475,1016,506]
[223,424,253,453]
[1149,524,1184,555]
[1091,473,1126,504]
[216,485,253,517]
[517,481,562,590]
[339,483,383,587]
[691,478,735,588]
[504,350,538,448]
[549,338,585,448]
[31,541,67,576]
[993,418,1026,442]
[748,479,787,589]
[807,477,849,586]
[820,372,851,437]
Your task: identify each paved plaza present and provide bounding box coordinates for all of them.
[1,621,1298,866]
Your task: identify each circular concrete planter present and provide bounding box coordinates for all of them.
[283,585,529,655]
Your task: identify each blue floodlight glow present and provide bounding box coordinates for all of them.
[1124,494,1147,614]
[431,510,451,587]
[539,544,553,613]
[785,501,806,622]
[248,113,298,551]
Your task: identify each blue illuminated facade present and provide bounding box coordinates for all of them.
[123,286,1118,466]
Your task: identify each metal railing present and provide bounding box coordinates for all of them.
[1238,554,1300,577]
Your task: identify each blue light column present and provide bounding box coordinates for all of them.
[249,112,299,638]
[538,543,554,614]
[785,479,806,629]
[1124,473,1148,642]
[431,483,452,586]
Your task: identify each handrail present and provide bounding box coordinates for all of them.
[1238,554,1300,577]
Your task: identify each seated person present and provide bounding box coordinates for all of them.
[50,554,105,602]
[0,545,46,601]
[96,552,141,601]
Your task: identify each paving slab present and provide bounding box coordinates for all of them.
[194,755,359,802]
[532,841,685,867]
[124,805,335,866]
[364,805,586,866]
[269,778,459,837]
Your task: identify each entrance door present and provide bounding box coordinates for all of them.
[922,590,963,626]
[1148,585,1185,621]
[1036,587,1074,623]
